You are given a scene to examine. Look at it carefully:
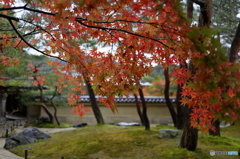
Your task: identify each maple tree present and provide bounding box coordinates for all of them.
[0,0,239,151]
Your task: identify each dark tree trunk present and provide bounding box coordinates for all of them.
[228,21,240,127]
[41,104,53,123]
[229,21,240,63]
[210,119,221,136]
[138,88,150,130]
[50,86,60,125]
[187,0,193,21]
[176,61,188,129]
[180,106,198,151]
[176,84,187,129]
[176,1,193,130]
[134,94,144,125]
[209,120,220,136]
[194,0,220,136]
[180,1,199,150]
[84,76,105,124]
[191,0,212,28]
[164,67,177,127]
[181,0,214,151]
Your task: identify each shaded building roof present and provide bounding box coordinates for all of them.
[80,96,176,103]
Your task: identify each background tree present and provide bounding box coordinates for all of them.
[143,66,177,96]
[164,67,177,127]
[80,39,105,124]
[138,85,150,130]
[211,0,240,55]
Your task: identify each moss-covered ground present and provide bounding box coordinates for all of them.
[24,123,72,128]
[9,123,240,159]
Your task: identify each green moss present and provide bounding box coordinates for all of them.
[10,124,240,159]
[199,135,240,147]
[25,123,71,128]
[155,124,177,129]
[221,121,240,138]
[154,147,210,159]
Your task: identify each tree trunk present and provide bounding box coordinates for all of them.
[192,0,212,28]
[210,119,221,136]
[191,0,221,137]
[41,104,53,123]
[187,0,193,21]
[164,67,177,127]
[180,106,198,151]
[176,84,187,129]
[228,21,240,127]
[50,86,60,125]
[197,0,220,136]
[176,1,193,130]
[84,76,105,124]
[180,1,199,150]
[229,21,240,63]
[138,88,150,130]
[209,120,220,136]
[134,94,144,125]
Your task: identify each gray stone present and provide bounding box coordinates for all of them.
[158,129,182,138]
[73,122,88,128]
[4,127,51,150]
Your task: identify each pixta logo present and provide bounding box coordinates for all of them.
[210,150,239,156]
[210,150,215,156]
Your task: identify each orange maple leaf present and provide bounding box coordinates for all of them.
[227,89,235,98]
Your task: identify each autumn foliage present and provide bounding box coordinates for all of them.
[0,0,239,133]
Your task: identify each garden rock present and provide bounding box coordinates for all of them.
[73,122,88,128]
[4,127,51,150]
[158,129,182,138]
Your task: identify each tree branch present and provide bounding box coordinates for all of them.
[1,5,175,51]
[76,20,175,51]
[75,17,157,25]
[0,13,19,21]
[0,6,56,16]
[8,19,67,62]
